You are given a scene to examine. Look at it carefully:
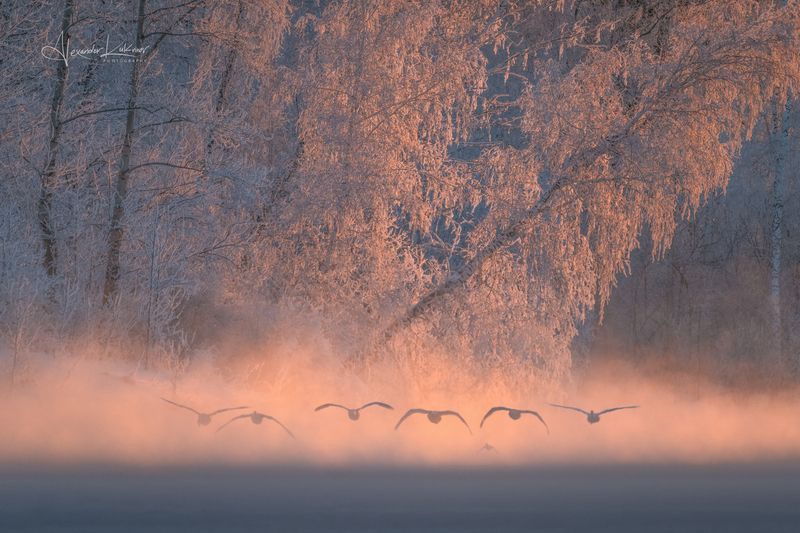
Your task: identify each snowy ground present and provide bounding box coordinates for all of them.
[2,463,799,532]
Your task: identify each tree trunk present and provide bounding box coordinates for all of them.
[770,94,790,363]
[103,0,146,304]
[37,0,75,277]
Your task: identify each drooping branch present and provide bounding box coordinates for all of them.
[374,175,567,349]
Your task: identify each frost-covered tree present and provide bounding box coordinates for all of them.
[342,0,800,387]
[1,0,799,392]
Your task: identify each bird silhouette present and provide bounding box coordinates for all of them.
[216,410,295,438]
[160,398,248,426]
[549,403,639,424]
[480,406,549,433]
[479,442,498,453]
[315,401,393,421]
[394,408,472,434]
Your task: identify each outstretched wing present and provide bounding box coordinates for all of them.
[394,409,428,430]
[480,406,510,428]
[549,403,590,416]
[209,406,249,416]
[520,410,550,434]
[315,403,349,412]
[441,411,472,434]
[215,413,250,433]
[359,401,393,411]
[263,415,296,439]
[161,397,201,416]
[597,405,639,416]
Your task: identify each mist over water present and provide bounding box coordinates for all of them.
[5,335,800,532]
[3,343,799,467]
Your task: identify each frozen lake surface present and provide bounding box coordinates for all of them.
[2,463,799,532]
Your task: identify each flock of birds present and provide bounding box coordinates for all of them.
[160,398,640,442]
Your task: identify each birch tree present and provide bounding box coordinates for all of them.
[285,0,799,386]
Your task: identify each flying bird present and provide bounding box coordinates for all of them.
[314,401,394,421]
[216,410,295,438]
[161,398,248,426]
[394,408,472,434]
[479,442,498,453]
[480,406,549,433]
[549,403,639,424]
